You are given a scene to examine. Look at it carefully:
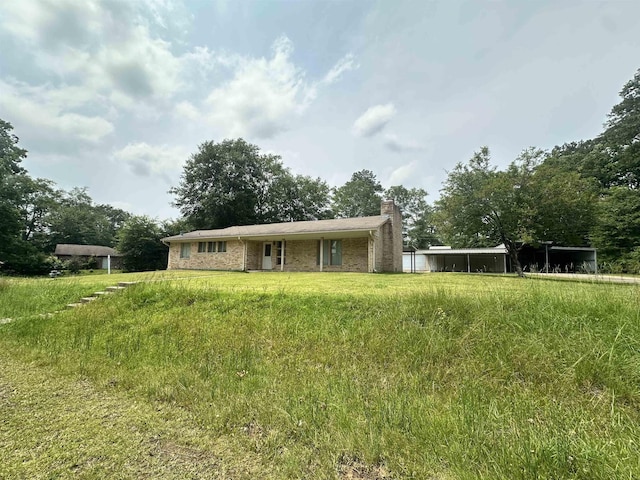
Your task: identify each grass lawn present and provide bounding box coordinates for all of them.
[1,271,639,479]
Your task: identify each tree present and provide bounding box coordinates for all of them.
[384,185,437,247]
[435,147,596,276]
[332,169,383,218]
[0,120,28,266]
[599,68,640,189]
[117,216,168,272]
[13,176,58,245]
[47,187,116,249]
[267,174,332,222]
[171,139,300,229]
[591,186,640,260]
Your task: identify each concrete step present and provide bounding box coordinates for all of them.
[105,286,126,292]
[67,303,83,309]
[93,291,111,296]
[80,297,97,304]
[118,281,138,288]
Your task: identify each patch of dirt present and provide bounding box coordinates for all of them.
[0,382,15,401]
[151,436,220,466]
[242,420,264,439]
[338,456,393,480]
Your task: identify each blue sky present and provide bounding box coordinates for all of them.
[1,0,639,219]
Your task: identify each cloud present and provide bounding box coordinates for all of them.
[352,103,396,137]
[0,79,114,151]
[0,0,186,107]
[322,53,358,85]
[113,142,188,180]
[204,35,318,139]
[383,133,424,152]
[388,162,417,185]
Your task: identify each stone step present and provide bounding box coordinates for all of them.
[105,286,126,292]
[0,318,13,325]
[93,291,111,296]
[67,303,83,309]
[118,281,138,288]
[80,297,97,304]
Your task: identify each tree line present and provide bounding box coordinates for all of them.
[1,67,638,275]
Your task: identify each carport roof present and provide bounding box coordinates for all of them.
[162,215,390,242]
[54,244,121,257]
[417,246,508,255]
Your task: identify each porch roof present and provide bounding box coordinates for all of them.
[162,215,390,243]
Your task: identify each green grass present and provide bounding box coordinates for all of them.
[1,271,640,478]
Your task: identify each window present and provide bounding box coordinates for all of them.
[198,242,206,253]
[317,240,342,266]
[217,241,227,253]
[180,243,191,259]
[207,241,215,253]
[275,241,285,265]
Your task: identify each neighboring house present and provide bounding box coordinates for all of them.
[403,244,597,274]
[162,200,403,273]
[54,244,122,270]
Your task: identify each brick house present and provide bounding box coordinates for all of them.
[162,200,403,273]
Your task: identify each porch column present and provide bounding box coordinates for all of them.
[239,237,246,271]
[281,238,285,271]
[467,254,470,273]
[503,254,507,273]
[319,237,324,272]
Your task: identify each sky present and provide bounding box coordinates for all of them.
[1,0,639,220]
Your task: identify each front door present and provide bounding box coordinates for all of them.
[262,242,272,270]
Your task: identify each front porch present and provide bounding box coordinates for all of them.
[243,237,373,273]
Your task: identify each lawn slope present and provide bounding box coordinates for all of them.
[1,272,639,479]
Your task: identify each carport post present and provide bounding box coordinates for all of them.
[543,241,552,273]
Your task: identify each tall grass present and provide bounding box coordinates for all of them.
[1,272,639,478]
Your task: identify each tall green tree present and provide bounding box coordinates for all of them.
[170,139,308,229]
[117,216,168,272]
[600,68,640,189]
[384,185,437,247]
[264,174,332,222]
[435,147,596,276]
[0,120,28,266]
[332,169,383,218]
[47,188,117,249]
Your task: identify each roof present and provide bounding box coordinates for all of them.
[162,215,391,242]
[413,246,508,255]
[54,244,121,257]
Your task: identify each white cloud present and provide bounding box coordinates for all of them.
[388,162,418,185]
[204,35,317,139]
[0,0,186,108]
[383,133,424,152]
[322,53,358,85]
[113,142,188,179]
[0,79,114,149]
[352,103,396,137]
[174,101,201,121]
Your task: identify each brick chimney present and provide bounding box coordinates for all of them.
[380,200,403,272]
